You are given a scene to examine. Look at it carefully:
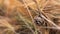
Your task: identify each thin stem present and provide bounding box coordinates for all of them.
[41,14,60,30]
[21,0,39,34]
[16,10,35,34]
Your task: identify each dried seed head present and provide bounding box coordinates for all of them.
[34,14,46,26]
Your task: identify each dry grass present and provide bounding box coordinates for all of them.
[0,0,60,34]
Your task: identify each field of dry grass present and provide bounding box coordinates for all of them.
[0,0,60,34]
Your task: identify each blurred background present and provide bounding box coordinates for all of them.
[0,0,60,34]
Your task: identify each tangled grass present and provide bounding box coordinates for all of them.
[0,0,60,34]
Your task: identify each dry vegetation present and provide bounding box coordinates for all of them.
[0,0,60,34]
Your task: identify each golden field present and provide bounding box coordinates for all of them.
[0,0,60,34]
